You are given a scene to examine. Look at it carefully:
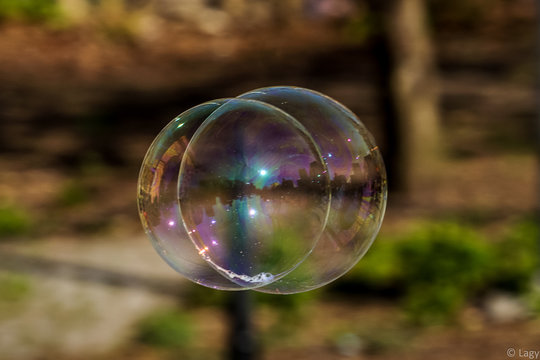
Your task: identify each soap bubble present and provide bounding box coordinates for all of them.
[238,87,387,293]
[138,100,247,290]
[178,99,330,287]
[137,87,386,293]
[138,98,330,290]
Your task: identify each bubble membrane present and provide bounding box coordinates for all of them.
[178,99,330,287]
[238,87,387,293]
[138,98,330,290]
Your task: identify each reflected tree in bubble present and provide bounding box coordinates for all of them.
[137,86,387,294]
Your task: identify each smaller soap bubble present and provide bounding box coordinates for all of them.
[138,100,248,290]
[178,98,330,287]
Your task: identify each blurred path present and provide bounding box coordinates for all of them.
[0,236,183,359]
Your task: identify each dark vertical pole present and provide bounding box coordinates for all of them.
[228,291,257,360]
[227,120,257,360]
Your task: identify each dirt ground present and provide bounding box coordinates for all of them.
[107,299,540,360]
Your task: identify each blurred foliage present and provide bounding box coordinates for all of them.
[135,309,195,349]
[342,11,377,45]
[183,284,227,308]
[341,220,540,325]
[0,202,32,237]
[184,284,320,319]
[403,282,467,325]
[256,289,319,319]
[527,287,540,315]
[345,222,491,289]
[57,181,92,207]
[396,223,492,325]
[491,220,539,293]
[345,239,401,289]
[0,271,32,302]
[0,0,61,23]
[258,289,320,346]
[397,223,492,290]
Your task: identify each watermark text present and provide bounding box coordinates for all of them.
[507,348,540,359]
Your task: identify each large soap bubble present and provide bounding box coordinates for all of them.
[137,86,386,293]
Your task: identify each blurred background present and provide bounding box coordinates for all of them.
[0,0,538,359]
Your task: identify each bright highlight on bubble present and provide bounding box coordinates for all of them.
[137,86,387,294]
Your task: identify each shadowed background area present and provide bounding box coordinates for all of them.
[0,0,538,359]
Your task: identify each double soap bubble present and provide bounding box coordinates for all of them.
[137,86,387,294]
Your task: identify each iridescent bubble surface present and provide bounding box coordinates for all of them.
[178,99,330,287]
[137,87,386,293]
[238,87,387,293]
[138,100,247,290]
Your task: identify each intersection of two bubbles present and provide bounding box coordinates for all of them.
[137,86,387,294]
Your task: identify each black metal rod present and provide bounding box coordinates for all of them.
[227,122,257,360]
[227,290,257,360]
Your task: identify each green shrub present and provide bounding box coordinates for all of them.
[57,181,91,207]
[0,272,31,302]
[257,289,321,346]
[341,222,495,325]
[398,223,492,289]
[344,240,403,290]
[136,309,194,348]
[183,284,227,308]
[403,283,466,325]
[397,223,493,324]
[0,203,32,237]
[527,287,540,315]
[0,0,61,23]
[491,220,539,293]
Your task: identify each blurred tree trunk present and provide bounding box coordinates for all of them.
[368,0,441,193]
